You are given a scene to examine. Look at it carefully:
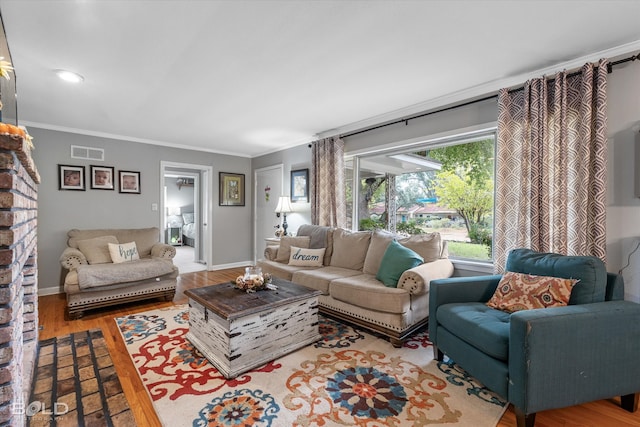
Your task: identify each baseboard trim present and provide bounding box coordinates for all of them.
[207,261,252,271]
[38,286,63,296]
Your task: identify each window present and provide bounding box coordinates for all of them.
[347,130,496,262]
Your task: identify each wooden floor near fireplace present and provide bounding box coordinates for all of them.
[37,268,640,427]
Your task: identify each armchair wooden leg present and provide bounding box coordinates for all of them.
[621,393,639,412]
[389,337,403,348]
[433,345,444,361]
[514,406,535,427]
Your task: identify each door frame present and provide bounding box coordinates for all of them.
[253,164,284,262]
[160,161,214,269]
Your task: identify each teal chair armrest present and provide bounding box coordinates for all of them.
[508,300,640,415]
[429,275,502,342]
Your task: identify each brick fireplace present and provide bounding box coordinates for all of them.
[0,134,39,426]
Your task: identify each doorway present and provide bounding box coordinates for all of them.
[160,161,213,271]
[254,164,284,262]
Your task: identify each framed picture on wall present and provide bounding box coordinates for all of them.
[58,164,86,191]
[219,172,245,206]
[119,170,141,194]
[90,165,114,190]
[291,168,309,202]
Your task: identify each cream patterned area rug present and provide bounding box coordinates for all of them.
[115,305,507,426]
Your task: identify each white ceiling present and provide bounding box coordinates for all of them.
[1,0,639,158]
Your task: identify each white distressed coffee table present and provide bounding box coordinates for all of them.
[184,278,321,379]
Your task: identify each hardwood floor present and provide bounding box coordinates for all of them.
[37,268,640,427]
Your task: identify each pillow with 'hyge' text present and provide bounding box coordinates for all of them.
[108,242,140,263]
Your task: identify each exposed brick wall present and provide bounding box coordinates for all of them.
[0,134,39,426]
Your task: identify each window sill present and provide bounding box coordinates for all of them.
[451,258,495,275]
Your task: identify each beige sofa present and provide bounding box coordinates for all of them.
[60,227,178,319]
[257,224,454,346]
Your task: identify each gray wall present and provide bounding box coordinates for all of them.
[605,63,640,301]
[343,97,498,154]
[32,128,252,294]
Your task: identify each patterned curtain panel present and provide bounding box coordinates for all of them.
[311,137,347,227]
[494,59,608,271]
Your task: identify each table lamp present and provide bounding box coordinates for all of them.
[275,196,293,236]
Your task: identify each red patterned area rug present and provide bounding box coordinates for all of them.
[115,305,507,426]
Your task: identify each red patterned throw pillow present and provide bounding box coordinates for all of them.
[486,271,579,313]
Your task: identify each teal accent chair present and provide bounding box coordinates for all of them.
[429,248,640,427]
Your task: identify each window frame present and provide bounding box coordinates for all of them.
[346,127,498,265]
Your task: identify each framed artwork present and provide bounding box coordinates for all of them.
[58,164,86,191]
[90,165,114,190]
[219,172,245,206]
[119,170,141,194]
[291,168,309,202]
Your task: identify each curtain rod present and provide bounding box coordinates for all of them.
[340,52,639,140]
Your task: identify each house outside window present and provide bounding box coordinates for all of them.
[346,130,496,262]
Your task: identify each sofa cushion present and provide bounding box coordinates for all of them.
[275,236,310,262]
[437,302,511,361]
[398,232,443,263]
[486,271,578,313]
[363,230,394,275]
[505,248,607,304]
[289,247,326,267]
[257,259,316,282]
[77,235,118,265]
[376,240,424,287]
[297,224,334,265]
[329,274,410,314]
[292,266,362,295]
[330,229,371,270]
[109,242,140,263]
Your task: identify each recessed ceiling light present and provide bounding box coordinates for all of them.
[54,69,84,83]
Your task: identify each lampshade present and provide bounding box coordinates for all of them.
[167,206,181,216]
[274,196,293,213]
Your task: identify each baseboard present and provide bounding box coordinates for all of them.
[38,286,63,296]
[207,261,252,271]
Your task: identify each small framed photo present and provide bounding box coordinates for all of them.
[219,172,245,206]
[119,170,140,194]
[59,164,86,191]
[291,168,309,202]
[90,165,114,190]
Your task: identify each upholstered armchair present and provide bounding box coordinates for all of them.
[429,248,640,427]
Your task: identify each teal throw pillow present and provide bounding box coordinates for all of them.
[376,240,424,287]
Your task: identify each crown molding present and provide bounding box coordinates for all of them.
[20,120,253,158]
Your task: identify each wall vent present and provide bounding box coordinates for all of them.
[71,145,104,161]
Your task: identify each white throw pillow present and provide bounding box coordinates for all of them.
[108,242,140,263]
[288,246,326,267]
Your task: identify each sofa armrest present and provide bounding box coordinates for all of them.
[398,259,454,295]
[264,245,278,261]
[151,243,176,259]
[60,247,88,271]
[429,275,502,306]
[508,300,640,414]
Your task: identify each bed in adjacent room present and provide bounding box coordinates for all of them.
[182,213,196,247]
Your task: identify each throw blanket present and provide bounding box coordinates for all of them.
[77,258,175,290]
[297,224,331,249]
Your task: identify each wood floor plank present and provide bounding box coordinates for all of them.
[37,268,640,427]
